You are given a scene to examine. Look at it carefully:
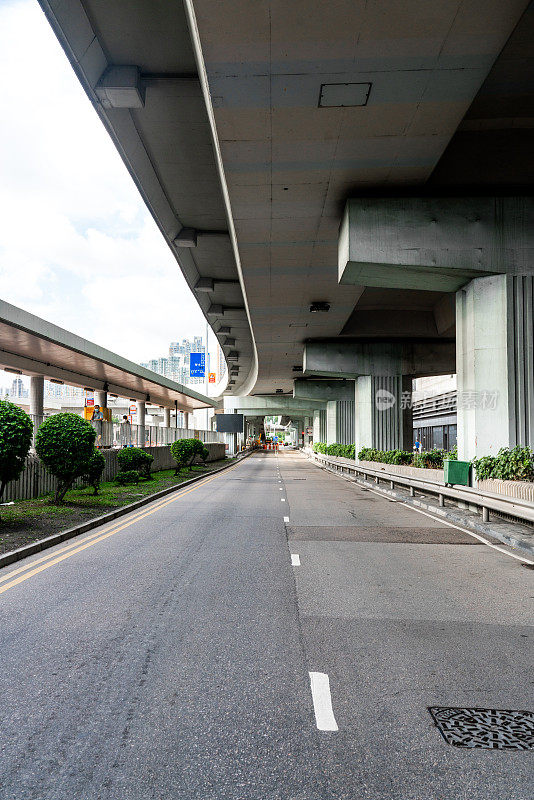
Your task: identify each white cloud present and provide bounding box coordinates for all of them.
[0,0,206,374]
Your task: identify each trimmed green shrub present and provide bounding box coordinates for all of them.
[312,442,328,454]
[117,447,154,479]
[327,443,355,459]
[188,438,207,466]
[312,442,355,459]
[35,413,96,503]
[358,446,455,470]
[472,446,534,482]
[171,438,195,474]
[200,445,210,465]
[413,448,448,469]
[114,470,139,485]
[447,445,458,461]
[471,454,497,480]
[0,400,33,501]
[81,449,106,495]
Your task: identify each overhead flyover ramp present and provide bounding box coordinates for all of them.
[0,299,216,415]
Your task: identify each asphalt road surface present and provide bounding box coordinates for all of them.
[0,451,532,799]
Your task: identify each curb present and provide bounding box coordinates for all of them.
[312,458,534,559]
[0,450,254,571]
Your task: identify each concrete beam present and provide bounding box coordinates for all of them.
[224,395,326,417]
[293,379,354,401]
[339,197,534,292]
[303,341,455,379]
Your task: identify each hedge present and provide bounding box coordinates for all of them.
[358,446,457,469]
[472,446,534,482]
[312,444,457,470]
[315,441,534,482]
[312,442,355,459]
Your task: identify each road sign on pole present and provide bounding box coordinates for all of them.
[189,352,205,377]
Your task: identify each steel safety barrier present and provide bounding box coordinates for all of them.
[309,451,534,528]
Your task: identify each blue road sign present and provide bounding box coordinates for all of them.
[189,352,205,377]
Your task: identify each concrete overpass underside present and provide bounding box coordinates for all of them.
[39,0,534,458]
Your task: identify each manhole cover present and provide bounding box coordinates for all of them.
[429,707,534,750]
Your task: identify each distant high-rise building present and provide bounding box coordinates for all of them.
[10,377,27,398]
[143,336,207,386]
[43,380,83,400]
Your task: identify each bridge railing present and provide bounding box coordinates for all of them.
[29,415,222,450]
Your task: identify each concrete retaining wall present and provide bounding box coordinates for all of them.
[2,442,227,503]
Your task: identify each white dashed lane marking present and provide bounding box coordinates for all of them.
[309,672,338,732]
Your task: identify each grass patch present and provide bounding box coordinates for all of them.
[0,460,230,555]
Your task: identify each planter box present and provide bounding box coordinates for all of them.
[357,459,444,483]
[475,478,534,503]
[444,459,471,486]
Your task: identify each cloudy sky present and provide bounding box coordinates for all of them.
[0,0,210,387]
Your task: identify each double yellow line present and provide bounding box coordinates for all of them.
[0,460,244,597]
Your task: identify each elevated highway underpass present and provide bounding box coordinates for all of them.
[37,0,534,462]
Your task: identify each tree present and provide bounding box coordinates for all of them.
[35,413,96,503]
[186,438,207,467]
[0,400,33,501]
[170,439,195,474]
[117,447,154,479]
[81,450,106,495]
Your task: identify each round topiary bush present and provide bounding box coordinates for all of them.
[117,447,154,479]
[0,400,33,501]
[81,449,106,495]
[170,438,195,474]
[188,438,207,466]
[35,413,96,503]
[114,470,139,485]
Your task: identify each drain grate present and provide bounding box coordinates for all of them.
[429,707,534,750]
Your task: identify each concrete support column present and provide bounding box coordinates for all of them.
[95,390,107,409]
[355,375,412,455]
[303,416,311,447]
[137,400,146,447]
[326,401,337,445]
[29,376,44,417]
[312,410,321,442]
[184,412,190,430]
[163,407,170,427]
[456,274,534,460]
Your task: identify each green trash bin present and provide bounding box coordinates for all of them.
[443,459,471,486]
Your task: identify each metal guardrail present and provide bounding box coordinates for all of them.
[310,452,534,527]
